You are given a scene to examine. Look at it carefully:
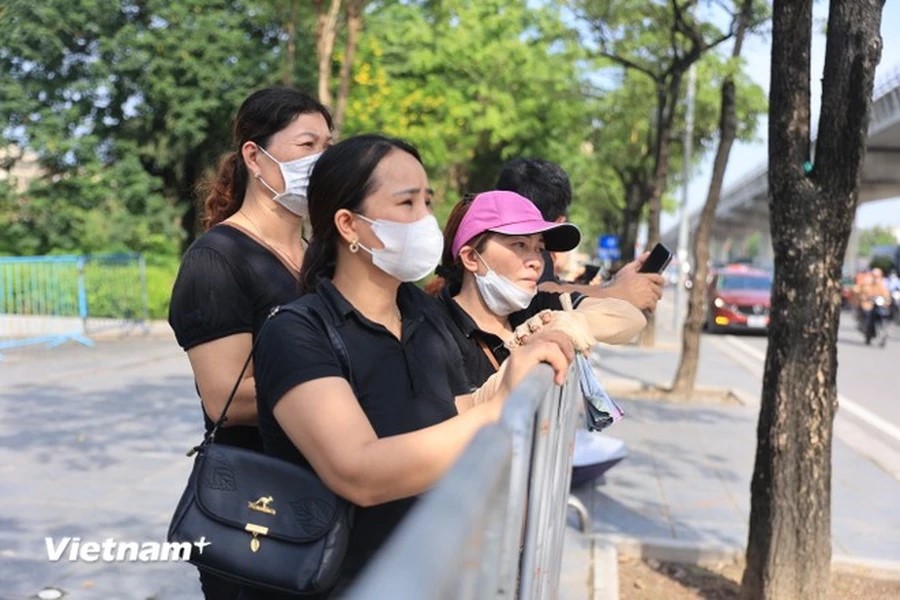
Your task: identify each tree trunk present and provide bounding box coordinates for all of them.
[314,0,341,109]
[672,0,753,397]
[644,81,676,252]
[638,70,683,348]
[619,175,643,263]
[449,162,469,198]
[282,0,298,86]
[741,2,883,598]
[333,0,363,139]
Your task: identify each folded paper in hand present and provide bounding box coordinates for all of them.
[576,354,625,431]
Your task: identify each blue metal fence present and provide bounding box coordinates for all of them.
[0,253,148,355]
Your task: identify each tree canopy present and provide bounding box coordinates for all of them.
[0,0,766,259]
[858,224,899,259]
[0,0,289,254]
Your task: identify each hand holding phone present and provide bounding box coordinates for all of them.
[638,243,673,274]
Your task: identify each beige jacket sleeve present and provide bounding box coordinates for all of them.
[507,295,646,352]
[572,296,647,345]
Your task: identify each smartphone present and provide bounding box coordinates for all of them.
[638,243,673,274]
[574,263,601,285]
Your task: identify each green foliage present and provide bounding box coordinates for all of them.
[744,231,761,261]
[0,259,78,316]
[0,0,292,255]
[0,154,181,256]
[345,0,591,213]
[0,254,147,319]
[0,0,768,261]
[143,254,180,319]
[858,225,899,259]
[82,256,147,319]
[587,27,766,183]
[565,143,625,249]
[571,0,769,248]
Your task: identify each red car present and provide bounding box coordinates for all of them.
[705,265,772,332]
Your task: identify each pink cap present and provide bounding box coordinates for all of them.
[451,191,581,258]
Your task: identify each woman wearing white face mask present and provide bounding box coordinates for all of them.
[252,135,574,595]
[168,87,332,599]
[431,191,647,391]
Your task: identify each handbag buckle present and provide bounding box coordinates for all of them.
[248,496,277,515]
[245,523,269,552]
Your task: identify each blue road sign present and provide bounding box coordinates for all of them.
[597,234,621,261]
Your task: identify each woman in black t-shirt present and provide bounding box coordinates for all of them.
[431,191,647,389]
[253,135,574,594]
[167,87,332,600]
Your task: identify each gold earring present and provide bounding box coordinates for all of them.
[349,240,359,253]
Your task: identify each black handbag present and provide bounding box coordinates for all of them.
[167,304,355,595]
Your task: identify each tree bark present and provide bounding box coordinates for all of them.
[741,2,883,598]
[618,173,644,263]
[672,0,753,397]
[314,0,341,109]
[282,0,298,86]
[333,0,363,139]
[637,84,669,350]
[645,76,680,252]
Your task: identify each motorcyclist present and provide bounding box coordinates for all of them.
[854,267,891,342]
[888,269,900,322]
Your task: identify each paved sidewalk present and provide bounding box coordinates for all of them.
[3,307,898,599]
[559,297,900,599]
[0,333,202,599]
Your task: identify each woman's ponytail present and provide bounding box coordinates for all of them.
[298,234,337,295]
[200,152,246,230]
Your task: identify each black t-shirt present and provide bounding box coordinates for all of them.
[438,286,581,387]
[168,224,301,449]
[253,279,471,582]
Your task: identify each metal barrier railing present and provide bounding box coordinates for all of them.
[0,253,148,355]
[80,253,150,336]
[346,363,582,599]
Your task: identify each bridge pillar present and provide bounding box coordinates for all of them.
[844,224,860,274]
[757,226,774,269]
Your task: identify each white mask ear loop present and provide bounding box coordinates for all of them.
[255,171,281,196]
[473,251,491,275]
[353,213,376,255]
[255,145,283,193]
[253,145,319,217]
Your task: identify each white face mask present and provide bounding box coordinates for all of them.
[356,214,443,282]
[256,147,322,217]
[473,252,537,316]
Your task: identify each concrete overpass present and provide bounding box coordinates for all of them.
[664,70,900,270]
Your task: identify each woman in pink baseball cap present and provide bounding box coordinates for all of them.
[432,190,647,394]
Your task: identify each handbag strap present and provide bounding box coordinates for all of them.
[475,335,501,372]
[189,300,351,455]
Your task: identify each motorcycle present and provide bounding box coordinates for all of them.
[892,289,900,324]
[858,295,891,347]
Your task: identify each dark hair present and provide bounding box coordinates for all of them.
[199,87,333,230]
[495,158,572,222]
[427,194,490,296]
[300,134,423,294]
